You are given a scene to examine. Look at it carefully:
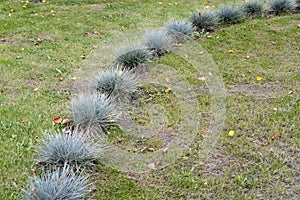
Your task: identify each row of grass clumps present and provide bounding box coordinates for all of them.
[191,0,299,32]
[23,0,300,199]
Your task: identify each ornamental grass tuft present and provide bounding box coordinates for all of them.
[190,11,219,32]
[96,68,138,101]
[24,165,90,200]
[165,20,194,43]
[115,46,151,70]
[216,4,244,24]
[35,132,102,169]
[142,30,173,57]
[71,93,115,134]
[268,0,295,15]
[241,0,265,18]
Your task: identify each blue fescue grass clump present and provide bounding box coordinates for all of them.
[35,132,102,169]
[296,0,300,11]
[96,68,138,100]
[268,0,295,15]
[71,93,115,134]
[165,20,194,43]
[216,4,244,24]
[115,46,151,70]
[142,30,173,57]
[241,0,265,18]
[190,11,219,32]
[24,165,90,200]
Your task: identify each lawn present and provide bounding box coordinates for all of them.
[0,0,299,199]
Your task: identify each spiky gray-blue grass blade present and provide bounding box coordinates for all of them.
[71,93,114,134]
[36,132,102,169]
[24,165,90,200]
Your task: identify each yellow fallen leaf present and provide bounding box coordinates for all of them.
[118,70,123,76]
[158,2,162,4]
[228,49,234,53]
[203,1,209,5]
[228,130,235,137]
[165,77,171,83]
[256,76,263,81]
[198,51,204,55]
[176,43,183,47]
[165,87,171,93]
[71,77,76,80]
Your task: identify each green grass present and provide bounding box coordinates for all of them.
[1,0,299,199]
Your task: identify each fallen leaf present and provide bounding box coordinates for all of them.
[71,77,76,81]
[271,41,277,45]
[80,55,86,59]
[118,70,123,76]
[141,146,148,152]
[198,76,206,81]
[94,31,100,35]
[256,76,263,81]
[272,134,278,139]
[228,49,234,53]
[61,118,71,126]
[31,168,36,175]
[147,163,156,170]
[228,130,235,137]
[165,87,171,93]
[165,77,171,83]
[162,147,168,153]
[33,87,39,92]
[52,116,62,124]
[203,1,209,5]
[117,138,123,143]
[20,120,27,123]
[288,91,293,94]
[148,147,154,152]
[198,51,204,55]
[176,43,183,47]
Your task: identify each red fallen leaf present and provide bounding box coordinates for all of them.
[20,119,27,123]
[201,134,205,139]
[271,41,277,45]
[147,163,156,170]
[272,134,278,139]
[94,31,100,35]
[52,116,62,124]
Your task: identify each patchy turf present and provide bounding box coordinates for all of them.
[0,0,299,199]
